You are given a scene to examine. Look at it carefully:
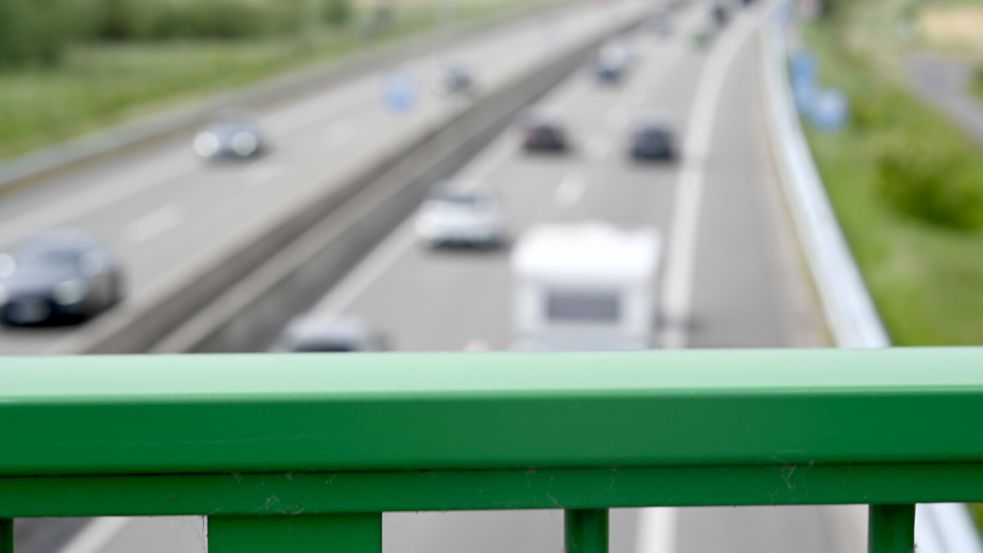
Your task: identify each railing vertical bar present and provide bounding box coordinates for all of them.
[0,519,11,553]
[565,509,609,553]
[209,513,381,553]
[869,505,916,553]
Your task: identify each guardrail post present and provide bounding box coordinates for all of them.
[869,505,915,553]
[209,514,381,553]
[0,519,11,553]
[565,509,608,553]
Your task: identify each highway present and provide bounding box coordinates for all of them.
[0,0,647,356]
[10,1,866,553]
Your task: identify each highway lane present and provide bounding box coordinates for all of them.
[283,2,860,553]
[0,0,651,355]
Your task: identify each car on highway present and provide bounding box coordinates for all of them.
[193,111,266,161]
[712,2,730,27]
[594,42,632,84]
[629,117,676,161]
[275,316,389,352]
[442,64,475,95]
[0,231,125,326]
[649,12,674,36]
[415,186,507,249]
[521,110,569,152]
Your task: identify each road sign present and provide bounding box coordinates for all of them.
[383,71,418,113]
[810,87,848,131]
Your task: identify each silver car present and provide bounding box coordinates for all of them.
[193,111,266,161]
[275,316,389,353]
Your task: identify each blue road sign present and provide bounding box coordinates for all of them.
[810,87,849,131]
[383,71,418,113]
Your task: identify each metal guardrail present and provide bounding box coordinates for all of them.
[758,5,983,553]
[0,349,981,553]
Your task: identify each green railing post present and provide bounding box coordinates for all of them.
[0,519,11,553]
[868,505,915,553]
[209,514,381,553]
[565,509,608,553]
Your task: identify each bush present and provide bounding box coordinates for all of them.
[0,0,75,66]
[873,134,983,229]
[322,0,352,26]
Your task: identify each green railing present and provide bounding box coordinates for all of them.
[1,348,982,553]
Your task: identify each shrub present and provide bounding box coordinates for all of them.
[0,0,75,66]
[872,134,983,229]
[322,0,352,26]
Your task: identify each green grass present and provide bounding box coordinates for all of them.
[802,23,983,346]
[0,1,527,160]
[974,65,983,101]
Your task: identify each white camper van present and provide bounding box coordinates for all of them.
[512,223,661,351]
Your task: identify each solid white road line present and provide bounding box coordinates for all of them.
[312,219,418,319]
[57,518,129,553]
[661,13,763,350]
[0,158,191,244]
[126,203,185,245]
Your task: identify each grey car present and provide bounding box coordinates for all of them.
[0,231,125,326]
[275,316,389,352]
[193,112,266,161]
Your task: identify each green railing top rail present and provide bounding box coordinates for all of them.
[3,348,983,480]
[1,348,982,553]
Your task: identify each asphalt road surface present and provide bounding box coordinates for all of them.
[16,1,866,553]
[0,0,648,356]
[907,51,983,148]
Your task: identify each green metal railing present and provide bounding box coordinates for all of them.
[1,348,981,553]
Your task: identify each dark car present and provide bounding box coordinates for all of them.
[522,112,569,152]
[275,316,389,352]
[629,119,676,161]
[0,231,124,326]
[712,3,730,26]
[443,65,475,94]
[193,111,266,161]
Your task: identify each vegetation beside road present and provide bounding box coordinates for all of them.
[0,0,534,160]
[801,6,983,347]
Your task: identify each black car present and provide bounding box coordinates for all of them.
[193,111,266,161]
[522,112,569,152]
[712,3,730,26]
[629,120,676,161]
[0,231,125,326]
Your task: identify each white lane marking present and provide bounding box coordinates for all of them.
[586,135,613,161]
[661,11,764,349]
[554,173,586,208]
[313,220,418,318]
[324,121,355,148]
[463,338,489,351]
[0,159,191,243]
[246,164,286,188]
[57,517,129,553]
[636,508,677,553]
[464,137,516,185]
[126,203,185,245]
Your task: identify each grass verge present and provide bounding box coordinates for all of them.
[801,23,983,346]
[0,1,530,160]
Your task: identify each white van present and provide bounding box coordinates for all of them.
[512,223,661,351]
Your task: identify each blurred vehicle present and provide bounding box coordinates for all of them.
[521,110,569,152]
[629,116,676,161]
[512,223,662,351]
[193,111,266,161]
[442,64,475,95]
[275,316,388,352]
[712,2,730,26]
[0,231,124,326]
[594,40,633,84]
[415,186,507,248]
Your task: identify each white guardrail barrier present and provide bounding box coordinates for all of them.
[758,5,983,553]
